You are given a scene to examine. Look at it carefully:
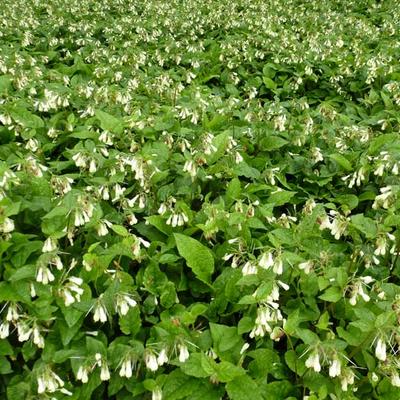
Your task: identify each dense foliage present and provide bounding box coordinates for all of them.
[1,0,400,398]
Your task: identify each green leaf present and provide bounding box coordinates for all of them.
[247,348,281,378]
[0,75,12,94]
[174,233,214,283]
[95,109,123,134]
[285,350,307,376]
[233,161,261,179]
[9,108,44,129]
[368,134,400,155]
[238,316,254,334]
[263,380,295,399]
[335,194,359,210]
[110,224,129,237]
[351,214,377,239]
[329,153,352,171]
[118,306,141,335]
[162,370,198,400]
[267,190,296,206]
[214,361,245,382]
[260,136,288,151]
[7,381,30,400]
[263,76,277,89]
[226,375,263,400]
[180,353,210,378]
[318,286,343,302]
[226,178,241,205]
[0,339,13,356]
[0,356,12,374]
[210,323,242,355]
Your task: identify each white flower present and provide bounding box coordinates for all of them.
[329,358,341,377]
[360,276,374,285]
[116,294,137,316]
[349,295,357,306]
[17,322,32,342]
[318,215,331,230]
[391,372,400,387]
[77,365,89,383]
[298,261,313,274]
[51,255,63,270]
[242,261,257,275]
[112,183,126,202]
[374,236,387,256]
[36,266,55,285]
[305,352,321,372]
[152,389,162,400]
[99,186,110,200]
[93,301,107,323]
[100,364,110,381]
[374,164,385,176]
[37,376,46,394]
[340,368,355,391]
[311,147,323,163]
[74,211,85,226]
[42,237,57,252]
[89,159,97,173]
[119,357,134,378]
[270,327,283,341]
[240,343,250,354]
[375,338,386,361]
[96,221,110,236]
[235,152,243,164]
[32,325,45,348]
[0,322,10,339]
[259,252,274,269]
[60,276,84,306]
[144,351,159,371]
[6,304,19,321]
[1,217,15,233]
[72,152,87,168]
[273,258,283,275]
[157,348,169,366]
[178,344,190,363]
[183,160,197,178]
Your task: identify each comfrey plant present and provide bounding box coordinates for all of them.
[0,0,400,398]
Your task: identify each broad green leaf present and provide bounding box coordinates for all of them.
[226,375,263,400]
[319,286,343,302]
[95,109,123,134]
[174,233,214,283]
[260,136,288,151]
[329,153,352,171]
[268,190,296,206]
[351,214,377,238]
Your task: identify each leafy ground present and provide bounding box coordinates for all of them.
[1,0,400,399]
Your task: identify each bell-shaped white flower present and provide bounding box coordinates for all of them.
[305,351,321,372]
[100,364,110,381]
[77,365,89,383]
[157,348,169,366]
[93,300,107,323]
[329,357,341,377]
[152,388,162,400]
[42,237,57,253]
[375,337,386,361]
[178,344,190,363]
[1,217,15,233]
[144,351,159,372]
[0,322,10,339]
[259,252,274,269]
[391,372,400,387]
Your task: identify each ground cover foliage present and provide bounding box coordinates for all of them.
[1,0,400,398]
